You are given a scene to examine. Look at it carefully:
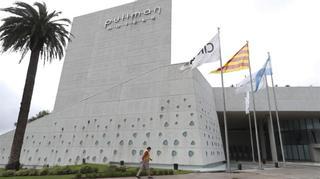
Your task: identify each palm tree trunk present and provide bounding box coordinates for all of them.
[6,49,40,170]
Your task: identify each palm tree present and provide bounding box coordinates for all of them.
[0,2,72,170]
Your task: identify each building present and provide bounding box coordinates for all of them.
[0,0,225,169]
[214,87,320,162]
[0,0,319,170]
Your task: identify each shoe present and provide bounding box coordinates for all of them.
[136,176,141,179]
[148,177,153,179]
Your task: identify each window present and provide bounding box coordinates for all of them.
[188,151,194,157]
[163,140,168,145]
[133,133,137,138]
[313,118,320,129]
[307,119,314,129]
[146,132,150,138]
[182,131,187,137]
[172,150,177,156]
[164,122,169,127]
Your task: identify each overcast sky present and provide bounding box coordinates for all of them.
[1,0,320,135]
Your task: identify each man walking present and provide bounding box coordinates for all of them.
[136,147,152,179]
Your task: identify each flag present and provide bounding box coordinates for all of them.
[236,75,251,94]
[210,43,249,74]
[236,72,266,94]
[245,91,250,114]
[180,33,221,71]
[255,57,272,92]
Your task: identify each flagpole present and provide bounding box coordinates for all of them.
[268,52,286,166]
[246,92,255,162]
[247,41,262,170]
[248,113,255,162]
[264,74,278,163]
[218,27,230,173]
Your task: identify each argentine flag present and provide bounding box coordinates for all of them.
[254,57,273,92]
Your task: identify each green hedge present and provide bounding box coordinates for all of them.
[1,163,186,178]
[79,165,98,174]
[1,170,15,177]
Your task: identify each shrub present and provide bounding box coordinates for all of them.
[103,165,116,174]
[85,173,97,178]
[158,169,166,175]
[28,169,38,176]
[95,172,110,178]
[115,166,126,172]
[73,173,82,179]
[126,168,137,176]
[15,169,30,176]
[48,166,77,175]
[108,165,117,171]
[1,170,15,177]
[79,165,98,174]
[39,168,49,175]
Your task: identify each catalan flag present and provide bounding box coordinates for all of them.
[210,43,249,74]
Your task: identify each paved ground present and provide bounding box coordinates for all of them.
[104,165,320,179]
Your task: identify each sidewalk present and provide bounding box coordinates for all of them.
[102,165,320,179]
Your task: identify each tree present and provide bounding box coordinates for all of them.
[14,110,51,126]
[0,2,72,170]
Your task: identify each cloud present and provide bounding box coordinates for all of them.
[0,82,43,135]
[0,82,20,134]
[253,0,294,13]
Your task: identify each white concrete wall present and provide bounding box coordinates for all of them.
[0,65,225,167]
[54,0,171,111]
[213,87,320,112]
[0,0,225,167]
[192,70,225,164]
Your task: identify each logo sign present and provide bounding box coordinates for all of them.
[104,7,161,31]
[189,43,215,64]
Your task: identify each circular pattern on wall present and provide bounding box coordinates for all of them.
[163,140,168,145]
[171,150,177,157]
[188,151,194,157]
[103,157,108,163]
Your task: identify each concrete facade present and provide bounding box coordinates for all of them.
[213,87,320,112]
[213,87,320,162]
[1,0,319,169]
[0,0,225,168]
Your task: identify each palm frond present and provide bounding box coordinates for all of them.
[0,1,72,63]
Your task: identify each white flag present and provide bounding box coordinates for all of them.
[245,91,250,114]
[180,33,221,70]
[236,73,267,94]
[236,75,251,94]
